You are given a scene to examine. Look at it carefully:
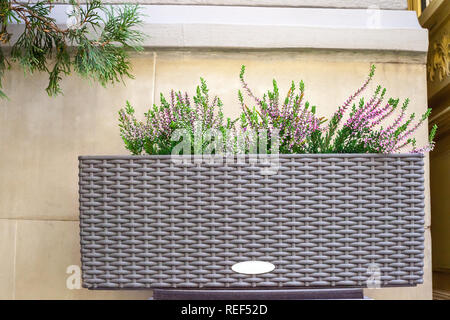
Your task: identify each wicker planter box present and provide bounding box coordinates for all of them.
[79,154,425,289]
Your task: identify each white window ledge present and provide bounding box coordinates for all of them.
[40,1,408,10]
[7,5,428,55]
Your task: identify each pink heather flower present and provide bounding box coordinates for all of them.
[411,142,435,153]
[371,102,396,127]
[332,71,374,124]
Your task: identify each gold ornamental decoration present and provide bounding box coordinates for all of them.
[428,31,450,82]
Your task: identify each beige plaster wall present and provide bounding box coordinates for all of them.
[0,49,431,299]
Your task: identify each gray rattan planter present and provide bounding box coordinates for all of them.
[79,153,425,289]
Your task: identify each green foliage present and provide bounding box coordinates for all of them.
[429,124,437,143]
[119,65,437,155]
[0,0,144,97]
[119,78,237,155]
[238,65,325,154]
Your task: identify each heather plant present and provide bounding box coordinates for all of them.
[119,65,436,155]
[238,66,326,153]
[303,65,437,153]
[119,78,237,155]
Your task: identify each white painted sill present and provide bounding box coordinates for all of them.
[6,5,428,54]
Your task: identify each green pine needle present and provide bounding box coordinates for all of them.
[1,1,145,98]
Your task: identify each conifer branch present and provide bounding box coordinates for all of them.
[0,0,144,98]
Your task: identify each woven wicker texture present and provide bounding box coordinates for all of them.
[79,154,425,289]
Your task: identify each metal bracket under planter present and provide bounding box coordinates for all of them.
[79,153,425,289]
[151,288,365,300]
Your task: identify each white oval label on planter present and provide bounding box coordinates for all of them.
[231,261,275,275]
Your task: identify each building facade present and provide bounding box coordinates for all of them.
[0,0,433,299]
